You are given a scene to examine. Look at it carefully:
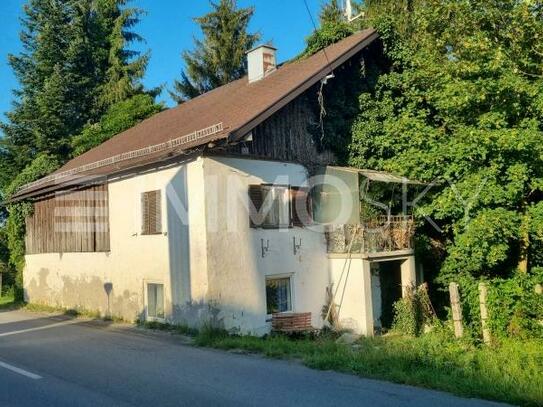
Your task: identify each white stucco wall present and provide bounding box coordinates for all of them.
[329,257,373,336]
[23,156,330,333]
[23,154,415,336]
[24,158,207,323]
[202,156,329,335]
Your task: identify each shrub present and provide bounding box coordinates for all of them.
[457,269,543,340]
[392,284,436,336]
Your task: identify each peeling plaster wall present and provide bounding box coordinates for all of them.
[202,157,330,336]
[24,158,207,323]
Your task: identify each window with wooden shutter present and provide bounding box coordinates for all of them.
[141,190,162,235]
[249,184,312,228]
[290,187,313,227]
[248,185,263,228]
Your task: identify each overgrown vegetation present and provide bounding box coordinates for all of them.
[71,94,163,156]
[5,155,60,298]
[391,285,436,337]
[304,0,355,56]
[457,269,543,340]
[350,0,543,284]
[0,290,17,310]
[190,327,542,406]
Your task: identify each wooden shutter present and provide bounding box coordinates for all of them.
[142,192,149,235]
[248,185,263,228]
[290,187,313,227]
[142,190,162,235]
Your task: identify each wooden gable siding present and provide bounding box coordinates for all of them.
[227,93,333,166]
[25,184,110,254]
[225,44,383,168]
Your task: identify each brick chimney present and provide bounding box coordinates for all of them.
[247,44,277,83]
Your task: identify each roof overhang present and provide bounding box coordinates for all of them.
[327,166,425,186]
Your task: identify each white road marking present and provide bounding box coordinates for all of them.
[0,361,42,380]
[0,318,81,338]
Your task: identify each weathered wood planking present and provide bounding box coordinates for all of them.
[25,184,110,254]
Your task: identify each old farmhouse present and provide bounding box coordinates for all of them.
[12,29,421,336]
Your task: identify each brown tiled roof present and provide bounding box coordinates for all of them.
[14,29,378,200]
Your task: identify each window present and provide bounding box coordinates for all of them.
[266,277,292,314]
[261,185,290,227]
[146,283,164,320]
[248,185,312,228]
[141,190,162,235]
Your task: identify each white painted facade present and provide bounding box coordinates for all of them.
[24,155,417,336]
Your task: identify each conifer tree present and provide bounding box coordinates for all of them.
[97,0,151,107]
[170,0,260,104]
[0,0,73,186]
[0,0,152,189]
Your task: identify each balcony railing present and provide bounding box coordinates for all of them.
[325,215,415,254]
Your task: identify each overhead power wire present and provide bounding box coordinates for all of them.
[302,0,336,143]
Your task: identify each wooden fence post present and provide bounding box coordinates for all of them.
[478,282,491,345]
[449,282,464,338]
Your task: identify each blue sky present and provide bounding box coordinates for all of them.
[0,0,322,121]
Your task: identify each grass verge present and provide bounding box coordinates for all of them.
[190,326,542,406]
[0,293,22,310]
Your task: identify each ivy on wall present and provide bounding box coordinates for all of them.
[5,155,60,299]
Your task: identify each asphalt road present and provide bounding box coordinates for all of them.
[0,309,505,407]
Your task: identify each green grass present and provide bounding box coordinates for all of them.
[139,320,199,336]
[0,292,21,310]
[191,327,543,406]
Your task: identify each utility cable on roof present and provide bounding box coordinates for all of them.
[302,0,336,144]
[302,0,333,74]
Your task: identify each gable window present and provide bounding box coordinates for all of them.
[249,184,312,228]
[266,277,292,314]
[141,190,162,235]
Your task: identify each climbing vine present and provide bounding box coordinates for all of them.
[5,155,60,299]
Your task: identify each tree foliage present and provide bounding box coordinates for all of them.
[0,0,152,187]
[71,94,163,156]
[170,0,260,103]
[0,0,156,297]
[349,0,543,281]
[304,0,355,56]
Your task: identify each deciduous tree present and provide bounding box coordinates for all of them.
[350,0,543,281]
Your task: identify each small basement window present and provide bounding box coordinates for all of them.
[146,283,165,320]
[266,277,292,314]
[141,190,162,235]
